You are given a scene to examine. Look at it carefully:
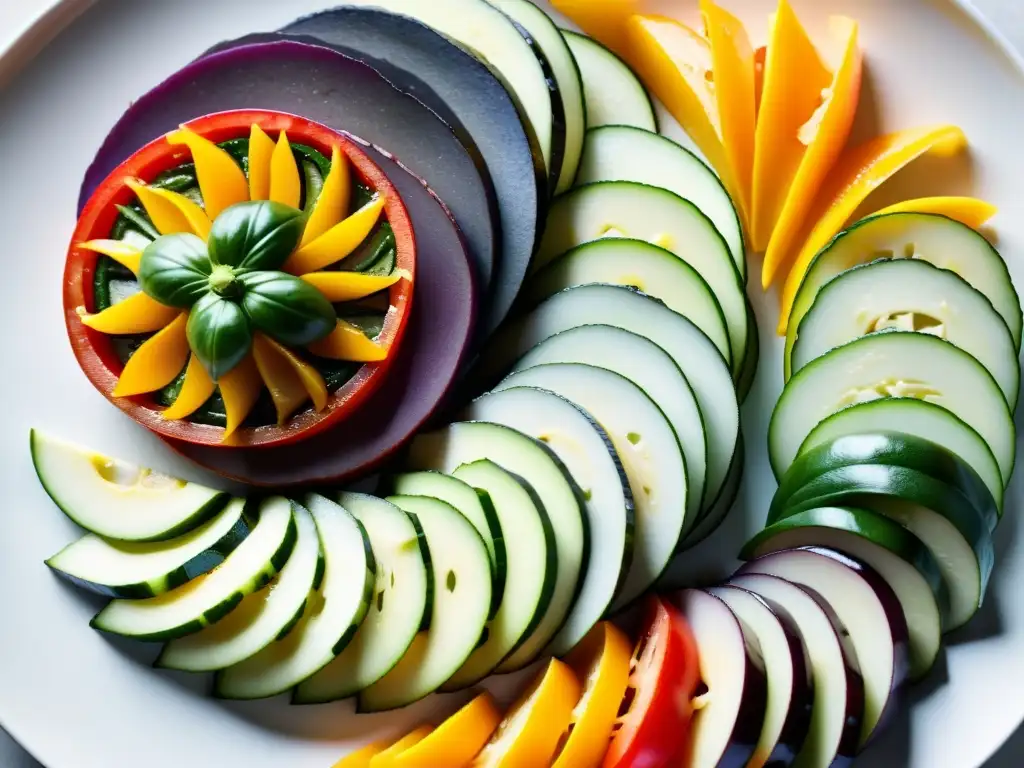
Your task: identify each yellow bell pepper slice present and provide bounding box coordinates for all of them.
[302,145,352,247]
[79,239,142,275]
[700,0,756,223]
[369,726,434,768]
[871,196,997,229]
[161,354,216,421]
[754,45,766,115]
[79,291,180,335]
[126,179,212,239]
[301,270,404,302]
[269,130,302,209]
[284,196,387,275]
[251,333,328,423]
[248,124,275,202]
[777,124,968,333]
[551,622,632,768]
[751,0,832,251]
[333,742,389,768]
[112,313,189,397]
[393,693,501,768]
[306,319,388,362]
[218,353,263,439]
[550,0,639,57]
[472,659,581,768]
[166,127,250,219]
[762,16,862,288]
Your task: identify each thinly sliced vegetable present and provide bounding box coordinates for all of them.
[162,355,216,421]
[301,271,403,302]
[252,334,313,425]
[269,130,301,208]
[248,123,275,201]
[303,145,351,246]
[871,196,997,227]
[306,319,387,361]
[333,742,388,768]
[392,693,501,768]
[373,727,433,765]
[112,312,189,397]
[127,179,212,238]
[561,32,656,132]
[79,239,142,274]
[218,353,262,438]
[79,291,180,335]
[166,126,250,218]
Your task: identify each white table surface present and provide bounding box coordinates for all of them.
[1,0,1022,765]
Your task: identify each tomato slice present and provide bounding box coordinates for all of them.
[603,596,701,768]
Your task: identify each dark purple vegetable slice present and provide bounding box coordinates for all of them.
[171,140,477,485]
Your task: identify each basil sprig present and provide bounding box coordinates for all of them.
[137,201,336,379]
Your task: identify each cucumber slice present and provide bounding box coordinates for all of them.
[769,331,1016,484]
[736,295,759,403]
[407,421,585,672]
[460,387,629,656]
[791,259,1019,404]
[786,212,1023,376]
[358,495,491,711]
[293,494,428,703]
[491,0,584,194]
[30,429,229,542]
[777,466,994,630]
[798,399,1004,513]
[682,432,745,550]
[475,284,737,513]
[742,506,948,680]
[388,471,505,619]
[442,460,556,689]
[47,497,250,599]
[561,31,656,132]
[214,494,374,699]
[90,497,297,642]
[524,237,731,366]
[494,363,685,610]
[156,501,323,673]
[573,125,745,282]
[534,181,748,377]
[508,323,705,527]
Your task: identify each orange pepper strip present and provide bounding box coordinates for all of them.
[302,145,352,247]
[392,694,501,768]
[550,0,640,57]
[284,196,387,275]
[777,124,968,334]
[753,46,766,116]
[166,127,250,218]
[112,313,189,397]
[251,334,311,425]
[333,742,389,768]
[79,239,142,275]
[306,319,388,362]
[248,124,275,202]
[871,196,997,229]
[217,353,263,439]
[552,623,632,768]
[126,179,212,239]
[762,16,862,288]
[751,0,832,252]
[269,130,302,209]
[473,659,581,768]
[369,727,434,768]
[79,291,180,335]
[301,270,404,302]
[161,354,216,421]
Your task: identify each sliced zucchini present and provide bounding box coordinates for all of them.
[47,497,249,599]
[573,125,745,282]
[494,363,685,610]
[785,212,1023,378]
[791,259,1019,404]
[475,284,737,512]
[682,432,745,550]
[388,471,505,618]
[156,501,322,673]
[460,387,630,656]
[524,237,731,366]
[90,497,297,642]
[30,429,229,542]
[560,31,656,132]
[214,494,374,700]
[768,331,1015,484]
[293,494,428,703]
[742,506,948,680]
[798,399,1004,513]
[442,459,556,689]
[358,494,491,711]
[736,295,759,403]
[533,181,747,376]
[407,421,585,672]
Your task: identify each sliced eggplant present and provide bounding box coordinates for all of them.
[561,31,656,132]
[729,573,864,768]
[738,548,909,747]
[494,363,686,608]
[460,387,631,654]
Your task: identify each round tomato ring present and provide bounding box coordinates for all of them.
[64,109,415,448]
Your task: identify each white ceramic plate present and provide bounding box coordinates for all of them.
[0,0,1022,766]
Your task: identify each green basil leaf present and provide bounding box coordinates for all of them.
[139,233,212,308]
[186,293,253,380]
[208,201,306,271]
[240,271,337,347]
